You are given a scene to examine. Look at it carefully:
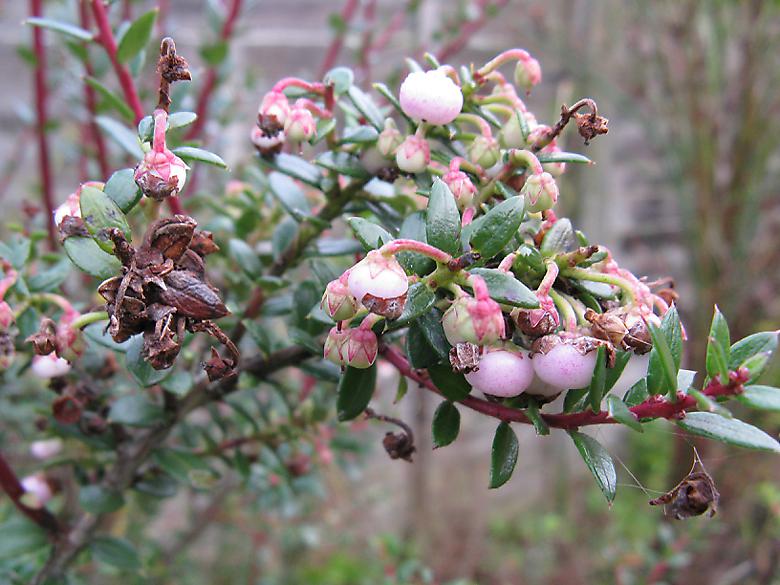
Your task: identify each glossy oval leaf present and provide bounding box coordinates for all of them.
[432,401,460,448]
[426,179,461,256]
[26,17,94,41]
[737,385,780,412]
[172,146,228,169]
[91,536,141,571]
[116,9,158,63]
[79,185,132,253]
[96,116,143,158]
[109,395,165,427]
[390,282,435,328]
[346,217,393,251]
[677,412,780,453]
[469,196,525,259]
[104,168,142,212]
[568,430,617,502]
[428,362,471,401]
[337,364,377,421]
[467,268,538,308]
[489,421,519,489]
[63,236,121,279]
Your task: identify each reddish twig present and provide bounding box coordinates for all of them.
[0,450,59,533]
[90,0,145,123]
[184,0,243,140]
[79,0,110,178]
[30,0,56,249]
[317,0,360,78]
[435,0,510,62]
[381,345,747,430]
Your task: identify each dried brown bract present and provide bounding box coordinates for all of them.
[649,452,719,519]
[98,215,238,378]
[26,318,58,355]
[157,37,191,112]
[449,342,481,374]
[381,431,416,462]
[574,112,609,145]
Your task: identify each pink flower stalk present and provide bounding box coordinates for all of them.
[321,273,359,322]
[442,277,505,346]
[31,352,71,379]
[465,347,534,397]
[521,172,559,213]
[399,69,463,125]
[395,134,430,174]
[135,109,189,201]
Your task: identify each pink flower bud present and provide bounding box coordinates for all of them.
[521,172,559,213]
[442,278,505,346]
[284,103,316,142]
[467,135,500,168]
[531,335,599,390]
[377,119,403,158]
[395,135,430,174]
[399,69,463,125]
[442,169,477,210]
[514,55,542,94]
[499,112,525,149]
[259,90,291,125]
[0,301,13,330]
[465,348,534,397]
[323,326,350,366]
[20,474,52,508]
[135,110,189,201]
[321,276,359,322]
[31,352,71,379]
[344,327,378,369]
[30,438,63,460]
[347,251,409,317]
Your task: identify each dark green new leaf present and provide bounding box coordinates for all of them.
[406,323,439,369]
[173,146,228,169]
[467,268,538,308]
[606,395,642,432]
[0,519,48,559]
[568,431,617,502]
[79,485,125,514]
[489,422,519,489]
[91,536,141,571]
[397,211,436,275]
[426,179,461,256]
[104,168,142,212]
[469,196,525,259]
[737,385,780,412]
[346,217,393,251]
[418,308,450,359]
[588,345,607,412]
[535,151,592,164]
[64,236,122,279]
[390,282,435,328]
[79,185,131,253]
[337,364,377,421]
[540,218,575,254]
[729,331,778,370]
[339,125,379,144]
[428,362,471,401]
[677,412,780,453]
[624,378,649,407]
[347,86,384,130]
[116,9,158,63]
[96,116,143,158]
[432,401,460,447]
[109,395,165,427]
[26,17,94,41]
[647,323,678,395]
[706,306,730,382]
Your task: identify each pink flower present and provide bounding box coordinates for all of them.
[465,348,534,397]
[347,251,409,311]
[321,275,359,322]
[135,109,189,201]
[399,69,463,125]
[467,135,500,168]
[442,277,505,346]
[514,55,542,94]
[521,172,559,213]
[259,90,291,125]
[395,135,430,174]
[442,169,477,209]
[284,100,316,142]
[344,327,378,369]
[31,353,71,379]
[324,327,350,366]
[377,119,403,158]
[251,124,285,155]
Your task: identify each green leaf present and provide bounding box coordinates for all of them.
[660,306,683,367]
[605,350,632,392]
[168,111,198,130]
[677,412,780,453]
[406,323,440,369]
[425,179,461,256]
[572,279,618,299]
[79,485,125,514]
[737,385,780,411]
[489,422,519,488]
[27,259,71,292]
[469,196,525,259]
[606,395,642,432]
[64,236,121,279]
[535,151,591,164]
[394,375,408,404]
[432,401,460,447]
[624,378,649,407]
[125,335,171,387]
[339,125,379,145]
[0,235,31,269]
[397,211,436,275]
[390,282,435,328]
[172,146,228,169]
[79,185,132,253]
[428,362,471,401]
[26,17,94,41]
[0,518,47,559]
[272,217,298,262]
[687,388,731,417]
[200,40,228,66]
[337,364,377,421]
[228,239,262,278]
[161,370,193,396]
[417,308,450,360]
[729,331,778,370]
[568,431,617,502]
[116,9,158,63]
[104,168,142,212]
[741,351,773,383]
[109,394,165,427]
[261,153,323,188]
[91,536,141,571]
[706,306,730,382]
[268,172,311,221]
[588,345,607,412]
[540,218,575,254]
[347,86,384,130]
[647,323,678,395]
[525,400,549,436]
[315,151,370,179]
[677,368,697,392]
[84,76,134,121]
[372,82,414,125]
[324,66,354,94]
[96,116,143,158]
[346,217,393,251]
[467,268,538,308]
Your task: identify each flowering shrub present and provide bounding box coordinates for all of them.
[1,5,779,582]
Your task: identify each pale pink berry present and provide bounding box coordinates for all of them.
[467,135,500,168]
[521,172,559,213]
[323,327,350,366]
[284,102,316,142]
[30,438,63,460]
[259,90,291,125]
[21,474,52,508]
[347,250,409,310]
[514,55,542,94]
[465,348,534,397]
[442,278,505,346]
[442,169,477,209]
[344,327,378,369]
[31,353,71,379]
[377,119,403,158]
[531,335,599,390]
[399,69,463,125]
[395,135,430,174]
[525,375,563,398]
[321,276,359,322]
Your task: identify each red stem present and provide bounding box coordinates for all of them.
[381,345,746,430]
[318,0,360,78]
[79,0,110,178]
[184,0,243,140]
[30,0,56,249]
[435,0,510,62]
[0,450,59,533]
[91,0,145,123]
